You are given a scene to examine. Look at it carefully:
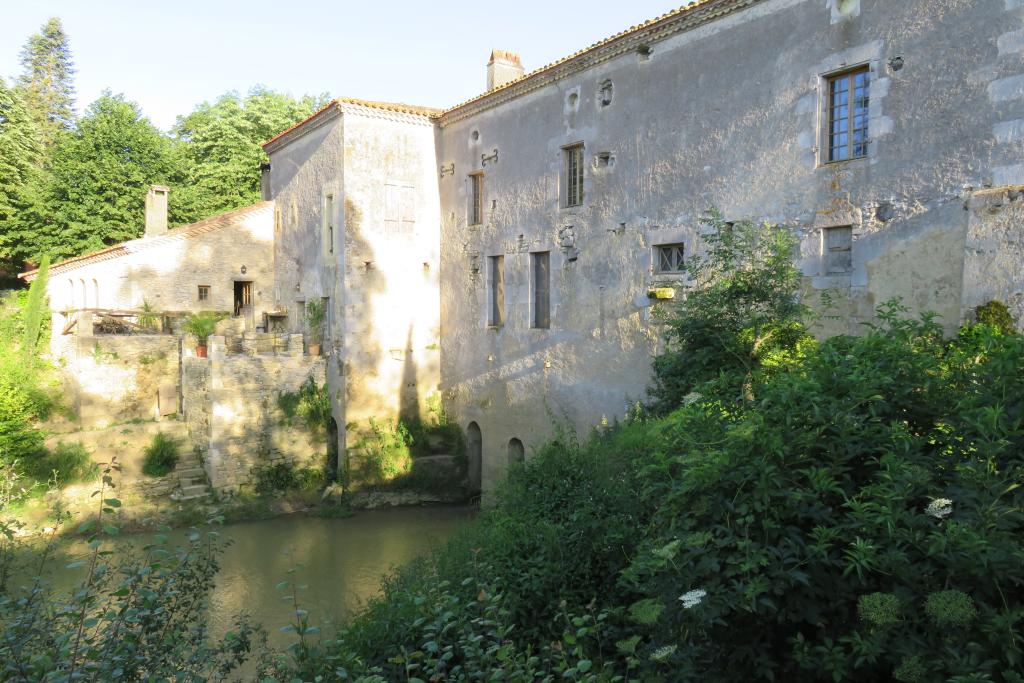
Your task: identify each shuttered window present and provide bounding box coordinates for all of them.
[469,173,484,225]
[488,255,504,327]
[531,251,550,329]
[563,144,584,207]
[825,226,853,274]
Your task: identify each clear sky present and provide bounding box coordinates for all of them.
[0,0,685,132]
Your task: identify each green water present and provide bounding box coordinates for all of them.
[24,506,474,647]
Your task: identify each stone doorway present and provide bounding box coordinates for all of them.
[233,280,254,329]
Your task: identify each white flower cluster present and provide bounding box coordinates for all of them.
[925,498,953,519]
[679,588,707,609]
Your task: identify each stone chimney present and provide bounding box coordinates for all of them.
[144,185,169,238]
[487,49,524,91]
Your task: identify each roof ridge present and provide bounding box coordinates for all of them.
[20,201,273,280]
[260,0,739,149]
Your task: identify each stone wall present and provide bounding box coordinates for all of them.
[962,187,1024,325]
[185,335,328,490]
[61,334,181,428]
[42,202,275,357]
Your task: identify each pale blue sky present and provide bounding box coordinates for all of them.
[1,0,683,131]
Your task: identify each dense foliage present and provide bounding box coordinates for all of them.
[651,210,811,409]
[0,18,327,268]
[0,264,58,469]
[263,307,1024,682]
[0,462,262,681]
[141,432,179,477]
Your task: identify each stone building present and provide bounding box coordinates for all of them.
[260,0,1024,491]
[21,187,276,354]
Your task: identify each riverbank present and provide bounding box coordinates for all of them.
[8,478,475,540]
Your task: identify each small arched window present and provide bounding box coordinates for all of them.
[507,438,525,466]
[467,422,482,492]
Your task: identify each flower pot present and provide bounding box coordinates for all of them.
[196,344,208,358]
[308,343,321,356]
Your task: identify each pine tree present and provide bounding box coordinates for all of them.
[0,77,44,266]
[17,17,76,147]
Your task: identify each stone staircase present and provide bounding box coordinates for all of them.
[173,451,211,501]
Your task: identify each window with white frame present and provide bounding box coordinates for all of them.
[385,182,416,234]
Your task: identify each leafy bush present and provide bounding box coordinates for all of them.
[348,418,413,485]
[278,377,330,432]
[975,299,1016,334]
[273,305,1024,682]
[142,432,179,477]
[22,442,97,484]
[615,305,1024,681]
[0,460,264,680]
[650,209,811,409]
[253,461,324,495]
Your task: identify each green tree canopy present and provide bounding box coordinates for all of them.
[0,77,44,264]
[34,93,175,260]
[16,17,75,147]
[170,87,328,224]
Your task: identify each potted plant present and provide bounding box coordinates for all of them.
[305,299,325,356]
[183,312,221,358]
[137,300,159,332]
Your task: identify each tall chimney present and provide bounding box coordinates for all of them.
[144,185,169,237]
[487,49,524,91]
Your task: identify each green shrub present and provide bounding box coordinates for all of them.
[348,418,413,485]
[975,299,1016,334]
[22,442,97,485]
[276,304,1024,682]
[142,432,179,477]
[278,377,330,432]
[650,209,811,409]
[253,461,323,495]
[0,465,262,680]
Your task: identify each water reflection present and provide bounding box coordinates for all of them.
[32,506,474,648]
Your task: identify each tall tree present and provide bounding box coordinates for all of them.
[170,87,328,224]
[35,93,174,260]
[17,17,76,147]
[0,77,44,265]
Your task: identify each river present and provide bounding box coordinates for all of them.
[19,506,475,649]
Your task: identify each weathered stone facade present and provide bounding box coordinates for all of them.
[260,0,1024,493]
[184,335,327,490]
[24,201,276,360]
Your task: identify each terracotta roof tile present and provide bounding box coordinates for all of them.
[20,202,273,281]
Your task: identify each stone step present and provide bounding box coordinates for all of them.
[176,467,206,478]
[180,484,210,498]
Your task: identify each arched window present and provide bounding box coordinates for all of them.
[507,438,525,466]
[92,279,100,309]
[79,279,87,310]
[467,422,482,493]
[67,279,75,309]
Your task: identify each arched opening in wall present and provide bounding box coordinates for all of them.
[467,422,482,493]
[79,279,86,310]
[507,438,525,467]
[92,279,99,309]
[67,279,74,310]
